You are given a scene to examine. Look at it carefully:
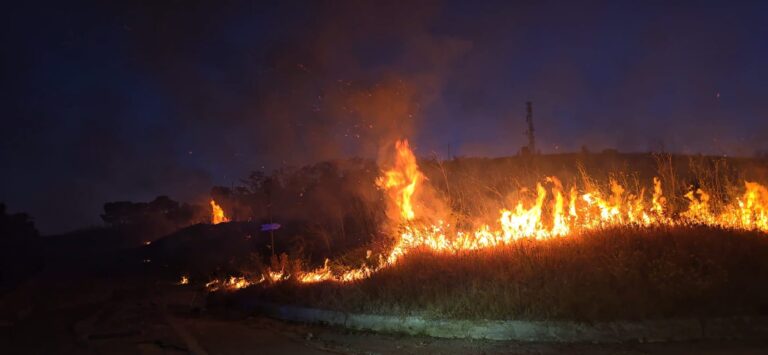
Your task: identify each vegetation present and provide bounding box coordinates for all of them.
[240,225,768,322]
[209,159,388,263]
[0,203,38,239]
[193,152,768,322]
[0,204,40,293]
[101,195,209,241]
[8,150,766,322]
[210,152,768,262]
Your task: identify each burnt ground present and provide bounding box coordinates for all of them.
[1,240,768,355]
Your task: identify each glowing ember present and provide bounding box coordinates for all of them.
[202,139,768,290]
[206,276,253,291]
[178,275,189,285]
[210,199,230,224]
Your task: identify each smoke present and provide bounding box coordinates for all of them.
[2,1,473,233]
[120,1,471,165]
[4,1,768,234]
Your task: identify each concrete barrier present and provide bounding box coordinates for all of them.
[238,300,768,343]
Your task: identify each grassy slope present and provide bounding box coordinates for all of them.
[244,226,768,321]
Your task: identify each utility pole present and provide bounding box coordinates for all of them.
[525,101,536,154]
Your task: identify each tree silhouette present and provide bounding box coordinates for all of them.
[0,203,38,239]
[101,196,207,232]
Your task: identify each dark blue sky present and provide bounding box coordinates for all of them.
[2,0,768,233]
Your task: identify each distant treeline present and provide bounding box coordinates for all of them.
[0,203,38,240]
[14,151,763,247]
[209,158,388,254]
[99,196,209,241]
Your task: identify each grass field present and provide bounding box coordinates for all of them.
[191,151,768,322]
[238,225,768,322]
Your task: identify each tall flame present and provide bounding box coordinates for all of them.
[376,140,423,221]
[210,199,230,224]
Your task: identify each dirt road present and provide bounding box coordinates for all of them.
[1,257,767,354]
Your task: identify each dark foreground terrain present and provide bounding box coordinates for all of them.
[1,227,768,354]
[2,264,768,354]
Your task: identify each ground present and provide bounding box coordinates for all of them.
[2,251,767,355]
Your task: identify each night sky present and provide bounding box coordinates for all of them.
[2,0,768,234]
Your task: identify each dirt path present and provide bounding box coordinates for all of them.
[2,262,767,354]
[3,291,768,354]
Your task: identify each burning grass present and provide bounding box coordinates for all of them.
[195,139,768,322]
[203,140,768,287]
[238,225,768,321]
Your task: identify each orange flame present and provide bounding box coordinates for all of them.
[210,199,230,224]
[206,276,252,291]
[376,140,423,221]
[203,139,768,290]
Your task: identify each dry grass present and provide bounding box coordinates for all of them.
[212,153,768,321]
[241,225,768,322]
